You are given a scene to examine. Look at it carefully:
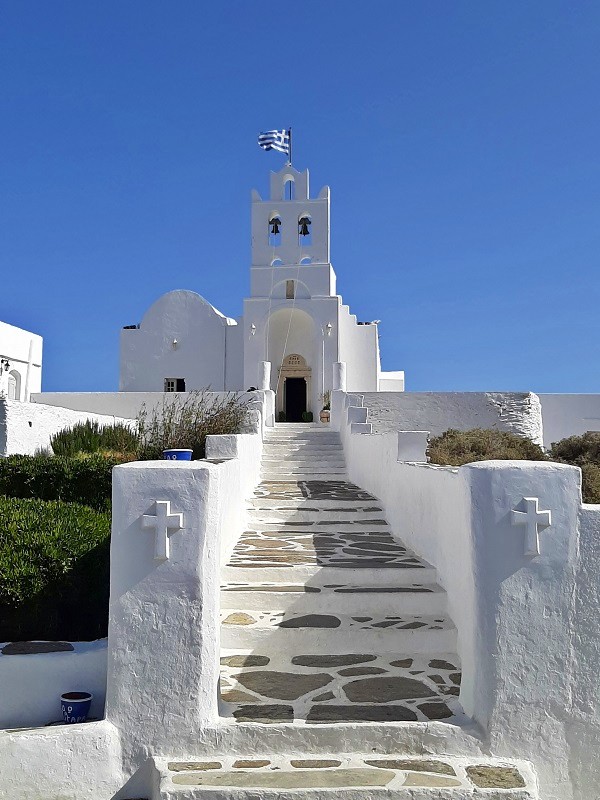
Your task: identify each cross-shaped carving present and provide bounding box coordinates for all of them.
[141,500,184,562]
[511,497,551,557]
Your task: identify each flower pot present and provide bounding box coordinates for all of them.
[61,691,93,724]
[163,449,193,461]
[320,410,330,423]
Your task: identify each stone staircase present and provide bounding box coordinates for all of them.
[156,424,538,798]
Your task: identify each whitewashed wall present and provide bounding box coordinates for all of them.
[0,320,43,401]
[361,391,544,445]
[31,389,269,420]
[0,398,132,456]
[340,409,600,800]
[539,394,600,448]
[0,720,124,800]
[0,640,107,729]
[120,290,242,392]
[338,307,380,392]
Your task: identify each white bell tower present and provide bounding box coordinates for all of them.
[249,164,336,298]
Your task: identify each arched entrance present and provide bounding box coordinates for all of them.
[279,354,311,422]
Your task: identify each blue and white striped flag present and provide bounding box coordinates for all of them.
[258,129,290,155]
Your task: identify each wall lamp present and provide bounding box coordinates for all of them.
[324,323,333,337]
[250,323,257,336]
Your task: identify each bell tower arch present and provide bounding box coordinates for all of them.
[251,164,330,270]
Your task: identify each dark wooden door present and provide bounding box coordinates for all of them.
[285,378,307,422]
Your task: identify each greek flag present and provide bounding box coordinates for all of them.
[258,129,290,155]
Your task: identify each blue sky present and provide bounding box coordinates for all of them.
[1,1,599,392]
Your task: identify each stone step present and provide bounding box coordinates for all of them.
[220,610,457,653]
[249,497,381,510]
[245,521,393,535]
[156,754,537,798]
[222,562,436,585]
[261,467,348,476]
[261,457,346,466]
[260,469,348,481]
[220,582,447,615]
[247,507,386,523]
[218,649,465,725]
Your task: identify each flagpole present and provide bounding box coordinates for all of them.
[288,127,292,167]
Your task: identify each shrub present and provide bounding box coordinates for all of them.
[50,419,138,458]
[548,432,600,466]
[0,496,110,640]
[278,411,287,422]
[428,428,547,466]
[549,432,600,504]
[137,390,248,460]
[302,411,313,422]
[0,453,120,512]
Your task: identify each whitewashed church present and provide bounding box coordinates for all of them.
[119,164,404,421]
[4,161,600,800]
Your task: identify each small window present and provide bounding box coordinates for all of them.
[165,378,185,392]
[268,214,282,247]
[286,280,295,299]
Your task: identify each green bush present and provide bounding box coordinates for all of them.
[428,428,547,467]
[302,411,313,422]
[0,453,119,512]
[137,390,248,460]
[549,432,600,504]
[51,419,138,458]
[0,496,110,640]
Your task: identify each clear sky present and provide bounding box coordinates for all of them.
[1,1,599,392]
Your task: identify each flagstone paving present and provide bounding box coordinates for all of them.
[161,755,535,794]
[219,424,464,725]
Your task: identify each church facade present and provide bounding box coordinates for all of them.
[119,165,404,421]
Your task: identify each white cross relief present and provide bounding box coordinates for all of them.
[511,497,551,557]
[141,500,184,562]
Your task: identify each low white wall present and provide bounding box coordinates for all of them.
[539,394,600,448]
[205,432,263,565]
[0,398,132,456]
[0,720,123,800]
[340,403,600,799]
[31,390,271,422]
[0,640,107,729]
[339,424,476,719]
[361,391,544,445]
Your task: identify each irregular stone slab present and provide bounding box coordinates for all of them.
[343,676,433,702]
[418,701,453,719]
[307,705,418,723]
[233,760,270,769]
[279,614,341,629]
[2,641,74,655]
[292,654,376,667]
[173,768,396,788]
[168,761,221,771]
[450,672,462,685]
[220,655,269,667]
[338,667,387,677]
[221,690,258,703]
[429,659,457,670]
[466,765,526,789]
[335,587,431,593]
[404,772,462,787]
[224,585,321,593]
[390,658,413,668]
[290,759,342,768]
[222,612,256,626]
[236,671,333,700]
[232,704,293,722]
[313,691,335,701]
[365,759,456,776]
